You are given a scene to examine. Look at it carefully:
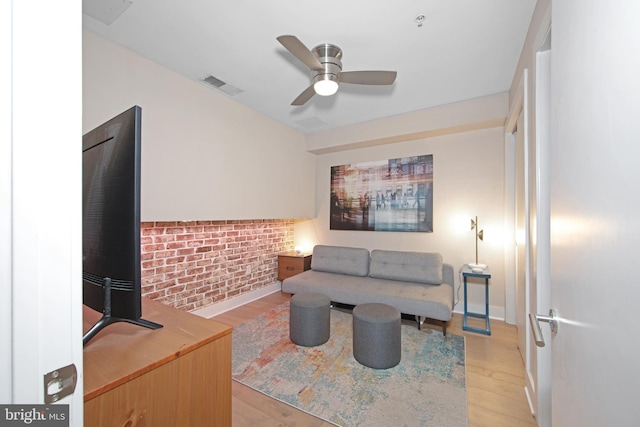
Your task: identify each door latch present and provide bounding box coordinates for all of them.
[529,309,559,348]
[44,363,77,403]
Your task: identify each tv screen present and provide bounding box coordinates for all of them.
[82,106,161,344]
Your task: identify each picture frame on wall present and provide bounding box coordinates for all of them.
[330,155,433,232]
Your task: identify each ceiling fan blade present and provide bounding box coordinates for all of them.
[340,70,397,85]
[291,84,316,106]
[277,35,323,71]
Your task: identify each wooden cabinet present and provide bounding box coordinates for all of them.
[278,252,312,281]
[83,297,232,427]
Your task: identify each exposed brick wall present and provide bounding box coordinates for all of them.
[140,219,294,311]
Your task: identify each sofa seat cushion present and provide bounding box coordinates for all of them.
[369,250,443,285]
[282,270,453,322]
[310,245,370,277]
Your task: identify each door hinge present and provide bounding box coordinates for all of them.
[44,363,77,403]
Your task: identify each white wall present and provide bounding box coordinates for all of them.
[297,95,508,316]
[83,29,316,221]
[83,28,509,315]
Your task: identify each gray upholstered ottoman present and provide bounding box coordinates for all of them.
[289,292,331,347]
[353,303,401,369]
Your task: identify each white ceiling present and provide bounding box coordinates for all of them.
[82,0,537,134]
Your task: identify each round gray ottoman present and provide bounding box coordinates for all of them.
[353,303,401,369]
[289,292,331,347]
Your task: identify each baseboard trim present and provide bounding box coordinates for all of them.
[524,384,536,417]
[453,303,505,321]
[191,282,282,319]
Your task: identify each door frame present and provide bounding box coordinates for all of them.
[504,69,528,327]
[505,68,535,414]
[4,0,84,422]
[533,43,552,427]
[0,0,12,403]
[504,5,553,424]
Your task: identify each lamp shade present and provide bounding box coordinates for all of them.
[313,74,339,96]
[314,79,338,96]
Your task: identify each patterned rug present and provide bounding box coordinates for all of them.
[232,302,467,426]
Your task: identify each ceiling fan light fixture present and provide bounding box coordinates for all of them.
[313,75,339,96]
[277,35,397,106]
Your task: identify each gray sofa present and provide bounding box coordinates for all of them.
[281,245,454,335]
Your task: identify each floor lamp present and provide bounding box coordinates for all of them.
[469,216,486,269]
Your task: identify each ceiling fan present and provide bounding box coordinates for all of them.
[276,35,397,106]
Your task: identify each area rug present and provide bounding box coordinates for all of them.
[232,302,467,426]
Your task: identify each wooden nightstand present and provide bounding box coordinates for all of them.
[278,252,312,281]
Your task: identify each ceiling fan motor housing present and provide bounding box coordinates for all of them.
[312,43,342,84]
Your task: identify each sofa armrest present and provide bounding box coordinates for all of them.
[442,263,454,305]
[442,263,454,285]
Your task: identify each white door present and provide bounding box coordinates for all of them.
[546,2,640,425]
[3,0,84,423]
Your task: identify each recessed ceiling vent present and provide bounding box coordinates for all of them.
[82,0,133,25]
[203,75,244,96]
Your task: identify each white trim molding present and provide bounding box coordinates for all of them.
[192,282,282,319]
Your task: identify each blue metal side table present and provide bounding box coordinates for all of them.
[462,265,492,335]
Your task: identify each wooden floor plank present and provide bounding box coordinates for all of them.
[232,382,333,427]
[468,403,538,427]
[467,364,526,388]
[467,388,537,425]
[211,291,538,427]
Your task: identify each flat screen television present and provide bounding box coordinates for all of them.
[82,105,161,345]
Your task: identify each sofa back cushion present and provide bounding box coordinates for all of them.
[311,245,370,277]
[369,250,443,285]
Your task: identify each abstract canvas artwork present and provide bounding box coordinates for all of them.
[330,155,433,232]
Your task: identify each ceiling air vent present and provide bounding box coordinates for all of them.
[83,0,133,25]
[203,75,244,96]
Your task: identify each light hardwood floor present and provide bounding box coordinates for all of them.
[212,292,538,427]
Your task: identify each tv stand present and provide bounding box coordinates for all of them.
[83,297,232,426]
[82,277,162,345]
